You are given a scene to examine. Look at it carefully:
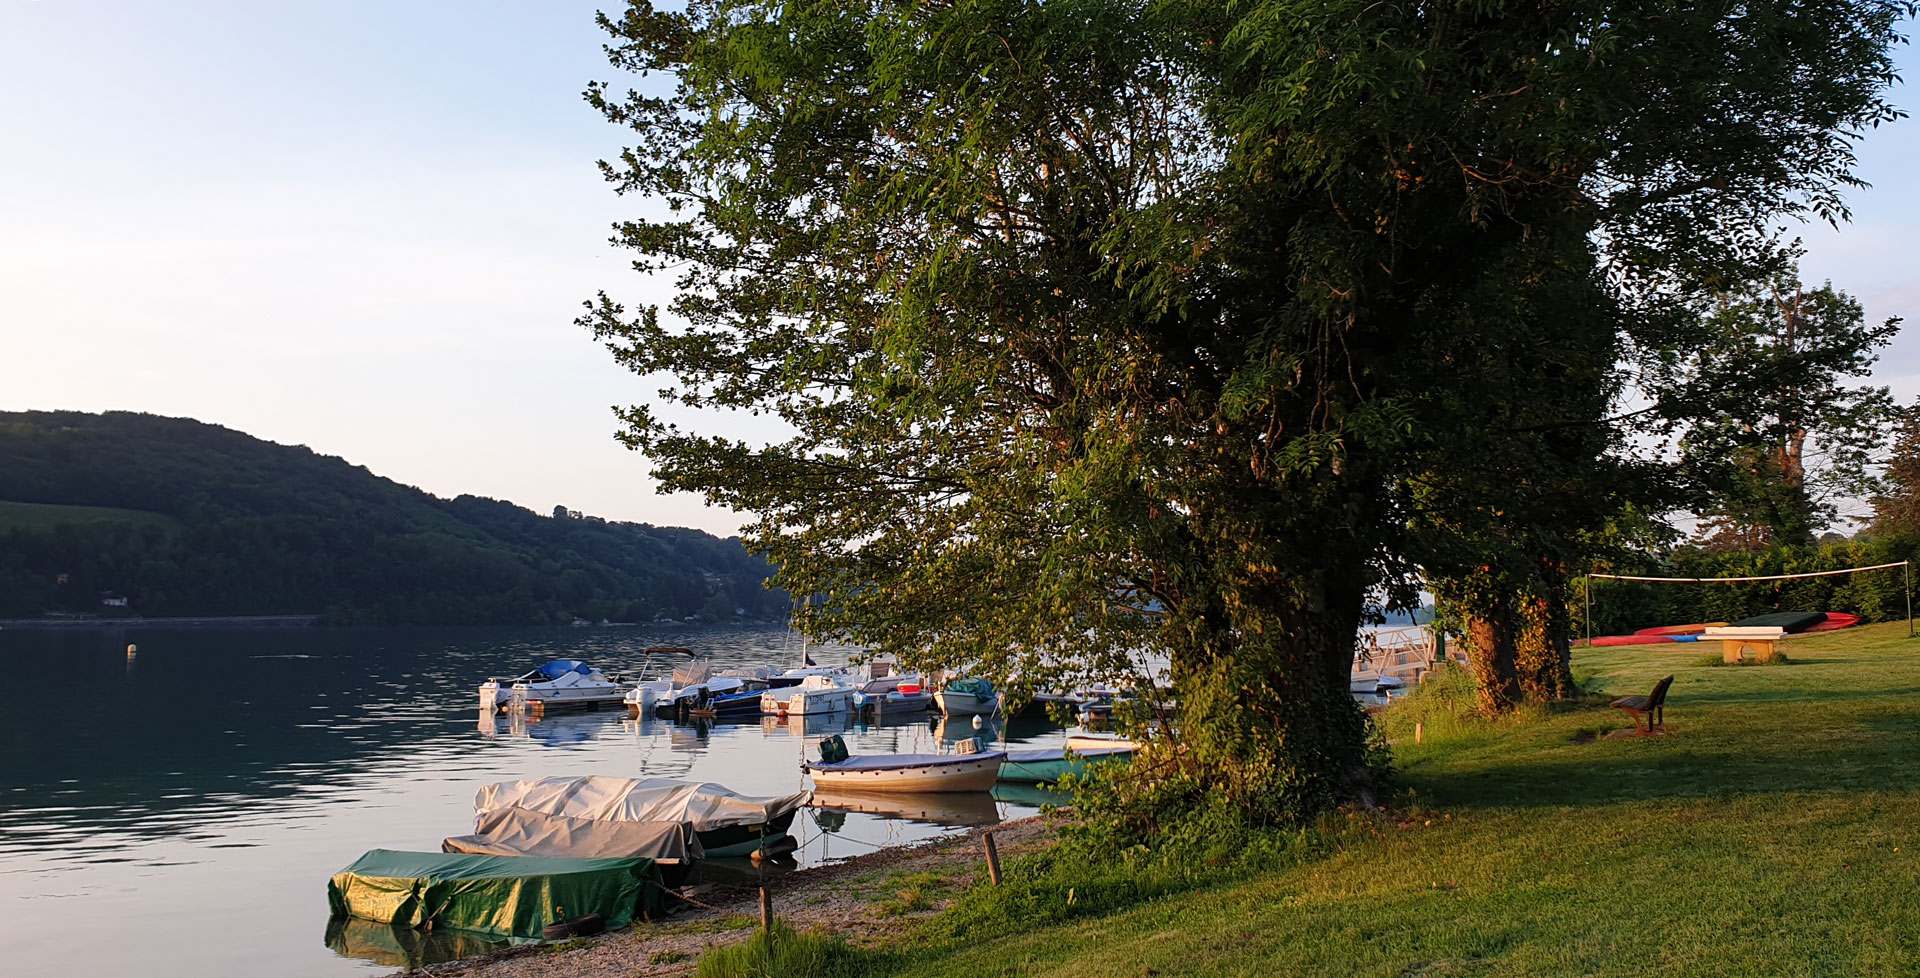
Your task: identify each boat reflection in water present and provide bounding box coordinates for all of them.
[759,712,856,738]
[809,788,1003,828]
[325,916,504,972]
[476,707,628,747]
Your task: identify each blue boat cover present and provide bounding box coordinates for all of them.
[812,752,1006,770]
[537,660,590,679]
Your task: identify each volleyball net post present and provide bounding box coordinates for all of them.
[1582,560,1913,640]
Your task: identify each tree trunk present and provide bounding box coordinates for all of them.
[1515,589,1576,701]
[1466,598,1522,715]
[1169,567,1378,822]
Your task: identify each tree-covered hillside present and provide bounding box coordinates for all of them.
[0,411,786,624]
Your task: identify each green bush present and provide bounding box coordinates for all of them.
[926,804,1337,944]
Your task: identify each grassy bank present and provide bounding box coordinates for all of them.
[764,621,1920,977]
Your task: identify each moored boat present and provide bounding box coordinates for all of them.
[1063,733,1142,753]
[480,660,627,713]
[803,736,1005,793]
[933,676,1000,716]
[853,675,932,714]
[762,674,855,716]
[471,775,807,859]
[997,745,1134,784]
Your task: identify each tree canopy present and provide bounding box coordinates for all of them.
[586,0,1913,823]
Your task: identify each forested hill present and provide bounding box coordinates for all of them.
[0,411,786,624]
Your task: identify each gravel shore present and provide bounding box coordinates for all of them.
[382,813,1056,978]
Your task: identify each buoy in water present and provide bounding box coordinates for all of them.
[126,644,138,655]
[971,714,984,730]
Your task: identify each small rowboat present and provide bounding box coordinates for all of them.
[804,752,1006,793]
[997,746,1134,784]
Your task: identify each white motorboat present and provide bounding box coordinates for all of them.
[933,676,1000,716]
[762,674,855,716]
[624,679,674,715]
[480,659,627,713]
[804,739,1005,793]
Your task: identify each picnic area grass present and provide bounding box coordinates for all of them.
[807,620,1920,977]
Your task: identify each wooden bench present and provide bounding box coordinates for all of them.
[1611,675,1674,736]
[1702,626,1786,663]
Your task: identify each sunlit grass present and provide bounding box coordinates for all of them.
[851,620,1920,977]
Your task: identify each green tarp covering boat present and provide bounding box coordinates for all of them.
[327,849,664,942]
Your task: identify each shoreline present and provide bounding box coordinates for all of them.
[0,614,320,630]
[386,813,1056,978]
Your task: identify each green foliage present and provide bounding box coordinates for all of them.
[584,0,1913,824]
[1872,398,1920,535]
[693,924,860,978]
[927,807,1337,946]
[1653,271,1900,547]
[0,411,786,623]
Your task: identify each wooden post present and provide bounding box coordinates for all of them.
[982,832,1002,886]
[1414,722,1423,744]
[758,885,773,934]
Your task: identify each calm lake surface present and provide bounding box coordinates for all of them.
[0,623,1081,978]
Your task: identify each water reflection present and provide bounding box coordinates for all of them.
[0,624,1085,978]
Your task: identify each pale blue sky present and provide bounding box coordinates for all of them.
[2,2,1916,537]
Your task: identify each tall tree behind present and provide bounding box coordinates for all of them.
[1660,272,1900,548]
[1871,400,1920,535]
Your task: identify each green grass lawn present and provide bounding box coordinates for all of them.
[871,621,1920,977]
[0,498,177,532]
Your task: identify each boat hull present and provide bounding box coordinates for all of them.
[695,808,800,857]
[997,748,1133,784]
[806,753,1005,793]
[762,686,854,715]
[933,690,999,716]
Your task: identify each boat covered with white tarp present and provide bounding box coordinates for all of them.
[474,776,807,858]
[444,805,701,863]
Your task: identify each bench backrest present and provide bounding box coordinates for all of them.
[1647,675,1675,710]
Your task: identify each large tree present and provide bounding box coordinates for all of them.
[584,0,1911,824]
[1655,271,1900,548]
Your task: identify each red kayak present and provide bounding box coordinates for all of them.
[1632,622,1728,637]
[1590,634,1680,646]
[1802,612,1860,632]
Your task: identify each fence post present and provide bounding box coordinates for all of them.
[982,832,1002,886]
[759,885,773,934]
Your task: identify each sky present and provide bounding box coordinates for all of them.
[3,3,1919,538]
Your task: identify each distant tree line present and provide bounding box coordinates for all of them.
[0,411,788,624]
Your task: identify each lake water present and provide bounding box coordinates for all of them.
[0,623,1080,977]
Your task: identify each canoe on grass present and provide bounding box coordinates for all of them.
[803,752,1005,793]
[1632,621,1729,636]
[997,746,1134,784]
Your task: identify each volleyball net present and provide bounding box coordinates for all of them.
[1583,561,1913,641]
